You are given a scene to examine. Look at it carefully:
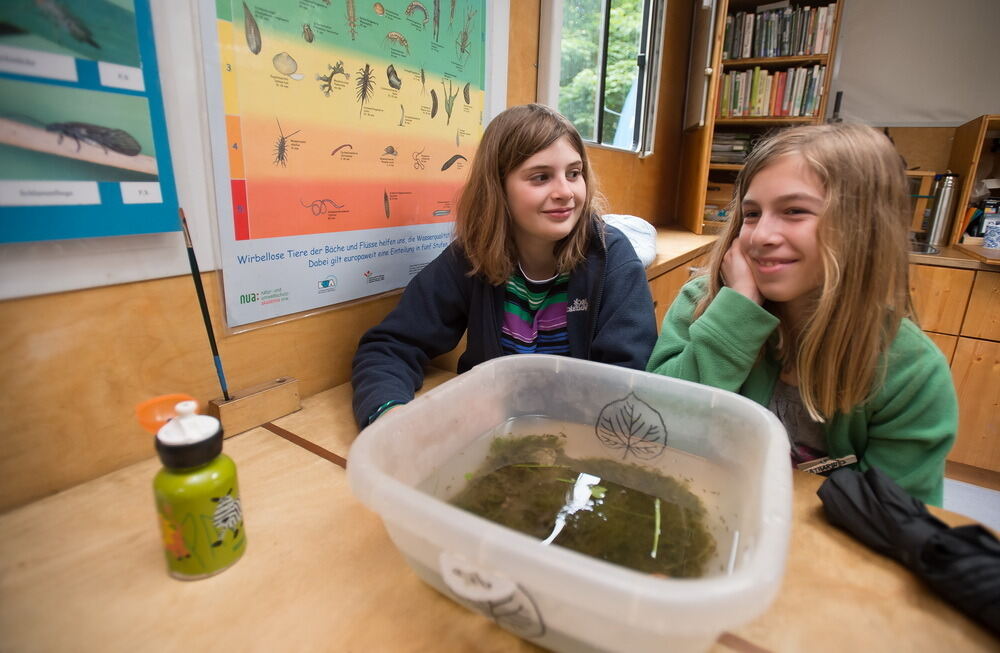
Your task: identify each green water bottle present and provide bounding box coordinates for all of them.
[153,400,246,579]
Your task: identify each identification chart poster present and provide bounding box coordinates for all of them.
[209,0,485,327]
[0,0,178,243]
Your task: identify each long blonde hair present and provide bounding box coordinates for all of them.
[697,124,913,420]
[454,104,605,285]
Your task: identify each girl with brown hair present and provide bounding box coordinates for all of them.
[647,123,956,505]
[353,104,657,427]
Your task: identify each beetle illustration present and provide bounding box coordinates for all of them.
[210,488,243,547]
[45,121,142,156]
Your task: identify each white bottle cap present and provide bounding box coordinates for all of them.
[157,401,221,446]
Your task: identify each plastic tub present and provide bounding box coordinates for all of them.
[348,355,791,653]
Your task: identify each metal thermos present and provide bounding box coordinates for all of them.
[926,173,959,247]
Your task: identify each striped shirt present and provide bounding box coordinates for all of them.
[500,266,571,355]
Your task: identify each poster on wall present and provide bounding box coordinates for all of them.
[0,0,179,243]
[205,0,486,328]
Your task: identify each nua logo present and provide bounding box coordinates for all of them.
[363,269,385,283]
[239,292,259,304]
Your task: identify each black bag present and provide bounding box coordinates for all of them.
[818,467,1000,637]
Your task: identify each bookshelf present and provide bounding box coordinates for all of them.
[677,0,844,234]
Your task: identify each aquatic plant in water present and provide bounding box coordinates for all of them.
[450,435,716,578]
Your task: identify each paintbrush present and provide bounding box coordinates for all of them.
[179,208,231,401]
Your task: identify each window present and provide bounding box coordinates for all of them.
[538,0,667,155]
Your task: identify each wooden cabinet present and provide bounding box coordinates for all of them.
[962,271,1000,340]
[912,263,1000,472]
[649,254,709,330]
[947,114,1000,264]
[909,264,974,335]
[677,0,844,235]
[949,338,1000,471]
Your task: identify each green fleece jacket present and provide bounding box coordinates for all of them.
[646,277,957,506]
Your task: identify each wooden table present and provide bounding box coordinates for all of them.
[1,370,995,652]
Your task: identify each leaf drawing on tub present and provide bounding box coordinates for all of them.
[467,587,546,639]
[45,121,141,156]
[242,2,261,54]
[595,393,668,460]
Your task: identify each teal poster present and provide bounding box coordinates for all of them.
[0,0,179,243]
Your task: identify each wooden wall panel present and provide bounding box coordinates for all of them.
[506,0,540,106]
[884,127,955,173]
[909,264,974,335]
[0,273,398,512]
[949,338,1000,472]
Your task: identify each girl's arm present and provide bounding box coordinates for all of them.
[646,277,779,392]
[854,322,957,506]
[351,247,470,427]
[589,245,658,370]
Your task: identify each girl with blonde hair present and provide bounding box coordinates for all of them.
[353,104,657,427]
[647,123,956,505]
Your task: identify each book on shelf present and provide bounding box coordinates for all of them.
[710,132,752,163]
[716,65,824,119]
[755,0,790,13]
[742,12,754,58]
[723,3,836,60]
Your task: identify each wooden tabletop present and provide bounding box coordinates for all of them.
[1,371,996,652]
[646,228,717,280]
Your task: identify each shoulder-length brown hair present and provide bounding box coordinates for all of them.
[697,123,913,420]
[454,103,605,285]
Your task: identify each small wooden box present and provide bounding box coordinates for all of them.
[207,377,301,437]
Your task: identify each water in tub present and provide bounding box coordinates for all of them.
[418,416,742,578]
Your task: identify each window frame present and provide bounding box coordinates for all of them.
[537,0,668,157]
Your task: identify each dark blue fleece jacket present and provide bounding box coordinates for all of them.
[351,220,657,427]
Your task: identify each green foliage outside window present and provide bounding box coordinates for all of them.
[559,0,645,146]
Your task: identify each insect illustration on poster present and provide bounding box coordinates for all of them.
[273,119,301,167]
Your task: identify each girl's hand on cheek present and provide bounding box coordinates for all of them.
[722,239,763,305]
